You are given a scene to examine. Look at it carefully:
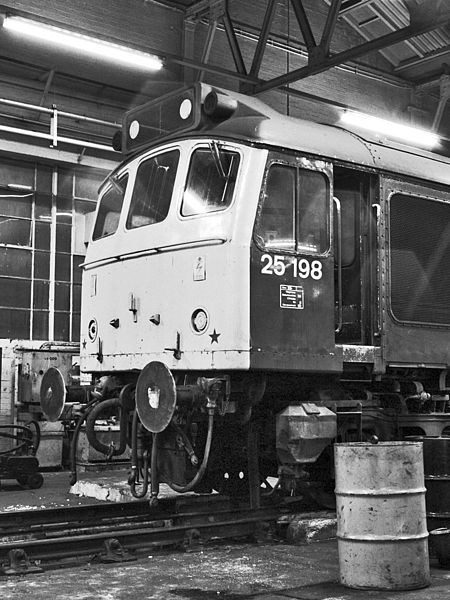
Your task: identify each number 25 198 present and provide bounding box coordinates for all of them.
[260,254,323,280]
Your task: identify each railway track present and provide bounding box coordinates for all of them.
[0,494,301,575]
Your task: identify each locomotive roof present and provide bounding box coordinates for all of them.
[120,84,450,188]
[208,86,450,188]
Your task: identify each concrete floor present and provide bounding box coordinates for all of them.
[0,540,449,600]
[0,471,448,599]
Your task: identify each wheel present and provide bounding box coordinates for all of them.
[16,474,28,487]
[27,472,44,489]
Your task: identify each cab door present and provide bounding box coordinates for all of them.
[333,167,379,345]
[249,153,342,373]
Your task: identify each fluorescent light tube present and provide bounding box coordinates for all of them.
[340,110,439,149]
[3,16,163,71]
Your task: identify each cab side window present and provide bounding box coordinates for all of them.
[256,163,329,254]
[257,165,296,251]
[92,174,128,240]
[126,150,179,229]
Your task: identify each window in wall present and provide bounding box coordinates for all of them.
[0,189,33,247]
[256,163,329,254]
[0,160,108,342]
[93,174,128,239]
[181,146,239,216]
[127,150,179,228]
[0,247,32,338]
[75,168,106,200]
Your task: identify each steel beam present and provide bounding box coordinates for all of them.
[222,8,247,75]
[432,72,450,130]
[320,0,342,56]
[195,19,218,82]
[249,0,278,77]
[290,0,316,51]
[253,10,450,93]
[39,69,55,107]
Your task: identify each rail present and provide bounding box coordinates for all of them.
[0,494,301,574]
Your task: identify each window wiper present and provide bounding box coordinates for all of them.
[107,174,126,195]
[209,141,229,180]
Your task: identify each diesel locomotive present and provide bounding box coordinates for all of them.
[41,84,450,505]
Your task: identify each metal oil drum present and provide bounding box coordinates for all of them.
[407,436,450,530]
[334,442,430,590]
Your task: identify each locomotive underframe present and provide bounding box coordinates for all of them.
[61,360,450,505]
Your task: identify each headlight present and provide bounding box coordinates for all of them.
[191,308,209,333]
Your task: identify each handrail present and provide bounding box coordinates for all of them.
[0,96,120,153]
[372,203,381,338]
[0,97,121,128]
[81,237,227,270]
[333,196,343,334]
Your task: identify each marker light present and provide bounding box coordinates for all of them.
[340,110,439,149]
[2,16,163,71]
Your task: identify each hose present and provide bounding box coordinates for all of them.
[129,409,149,498]
[85,397,128,457]
[164,410,214,494]
[0,424,40,455]
[150,432,159,505]
[69,398,99,486]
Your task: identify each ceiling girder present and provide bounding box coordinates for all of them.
[195,18,218,82]
[320,0,342,56]
[39,69,55,107]
[249,0,277,77]
[188,0,247,81]
[222,6,247,75]
[291,0,316,51]
[432,70,450,130]
[180,0,449,115]
[252,3,450,94]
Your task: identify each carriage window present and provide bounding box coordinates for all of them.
[256,164,329,254]
[181,147,239,216]
[92,174,128,240]
[390,194,450,325]
[127,150,179,229]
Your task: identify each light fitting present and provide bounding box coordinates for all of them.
[340,110,439,149]
[2,15,163,71]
